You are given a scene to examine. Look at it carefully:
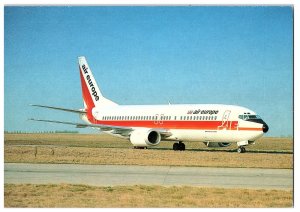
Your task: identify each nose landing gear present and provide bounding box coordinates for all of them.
[237,146,246,153]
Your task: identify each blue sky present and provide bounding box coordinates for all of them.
[4,6,293,136]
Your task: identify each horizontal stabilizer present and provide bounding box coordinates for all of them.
[30,104,86,114]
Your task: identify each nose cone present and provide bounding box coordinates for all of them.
[263,123,269,133]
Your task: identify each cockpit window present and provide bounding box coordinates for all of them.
[238,114,261,120]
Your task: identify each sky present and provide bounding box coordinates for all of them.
[4,6,293,136]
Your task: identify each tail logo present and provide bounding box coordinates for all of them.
[81,64,99,101]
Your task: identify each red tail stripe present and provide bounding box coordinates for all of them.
[79,66,95,120]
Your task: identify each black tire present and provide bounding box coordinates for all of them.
[179,142,185,151]
[173,143,179,151]
[237,146,246,153]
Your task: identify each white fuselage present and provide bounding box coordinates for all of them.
[81,104,264,143]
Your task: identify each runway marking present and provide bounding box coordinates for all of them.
[4,163,292,190]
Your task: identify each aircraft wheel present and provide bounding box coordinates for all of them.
[237,146,246,153]
[179,142,185,151]
[173,143,179,151]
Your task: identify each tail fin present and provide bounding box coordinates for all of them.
[78,56,117,110]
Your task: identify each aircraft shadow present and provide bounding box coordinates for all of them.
[150,147,293,155]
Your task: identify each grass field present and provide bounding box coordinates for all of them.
[4,134,294,208]
[4,184,293,208]
[4,133,293,169]
[4,133,293,151]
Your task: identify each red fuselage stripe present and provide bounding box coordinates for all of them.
[88,120,262,131]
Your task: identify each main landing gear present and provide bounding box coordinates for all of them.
[133,146,147,149]
[237,146,246,153]
[173,141,185,151]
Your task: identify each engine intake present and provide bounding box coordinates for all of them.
[130,129,161,147]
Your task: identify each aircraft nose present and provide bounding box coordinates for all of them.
[263,123,269,133]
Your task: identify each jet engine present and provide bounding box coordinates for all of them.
[130,129,161,147]
[204,142,231,148]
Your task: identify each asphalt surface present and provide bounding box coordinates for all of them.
[4,163,293,190]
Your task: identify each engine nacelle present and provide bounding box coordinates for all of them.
[204,142,231,148]
[130,129,161,147]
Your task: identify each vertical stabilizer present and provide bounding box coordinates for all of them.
[78,56,117,110]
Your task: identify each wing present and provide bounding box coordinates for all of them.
[29,118,133,136]
[29,118,173,139]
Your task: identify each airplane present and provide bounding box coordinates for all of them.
[30,56,269,153]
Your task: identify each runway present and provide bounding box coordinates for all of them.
[4,163,292,190]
